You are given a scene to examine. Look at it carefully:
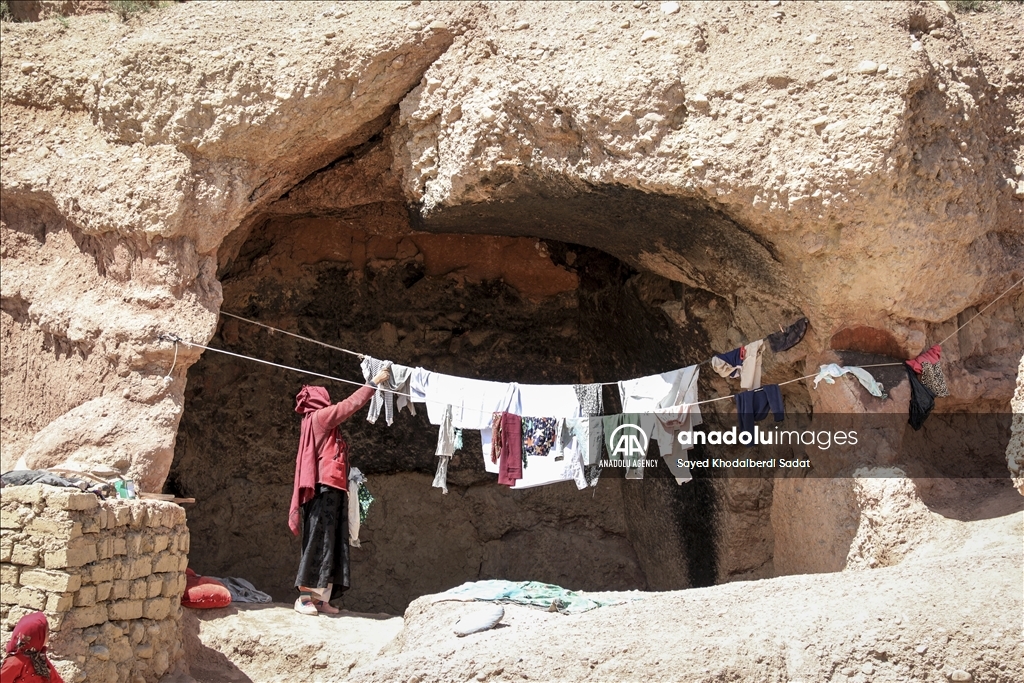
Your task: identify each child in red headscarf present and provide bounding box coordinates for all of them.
[290,368,389,616]
[1,612,64,683]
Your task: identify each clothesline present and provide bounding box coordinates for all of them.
[218,310,773,386]
[164,274,1022,414]
[219,311,365,359]
[688,362,905,406]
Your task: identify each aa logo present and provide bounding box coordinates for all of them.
[610,424,650,458]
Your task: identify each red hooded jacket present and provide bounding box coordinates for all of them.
[288,384,374,535]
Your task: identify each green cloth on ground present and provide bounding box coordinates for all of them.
[434,579,624,615]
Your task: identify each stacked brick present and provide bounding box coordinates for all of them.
[1,485,189,682]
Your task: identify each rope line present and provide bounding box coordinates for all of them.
[936,274,1024,347]
[219,311,365,358]
[219,309,787,386]
[171,275,1021,413]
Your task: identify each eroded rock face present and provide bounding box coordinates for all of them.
[2,1,1022,612]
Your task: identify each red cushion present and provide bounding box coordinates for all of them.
[182,575,231,609]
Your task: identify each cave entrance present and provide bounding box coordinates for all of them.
[167,140,796,614]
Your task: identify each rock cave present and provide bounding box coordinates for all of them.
[2,1,1022,681]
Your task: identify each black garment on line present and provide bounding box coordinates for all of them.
[905,363,935,431]
[295,483,350,602]
[767,317,809,353]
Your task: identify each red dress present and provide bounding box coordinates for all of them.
[1,655,64,683]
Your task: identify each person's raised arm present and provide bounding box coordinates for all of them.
[316,368,390,430]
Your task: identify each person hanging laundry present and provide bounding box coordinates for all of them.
[740,339,765,390]
[734,385,785,438]
[711,347,744,379]
[904,362,936,430]
[906,344,949,397]
[812,364,886,398]
[766,317,809,353]
[360,356,414,425]
[1,612,64,683]
[492,412,523,486]
[289,367,388,617]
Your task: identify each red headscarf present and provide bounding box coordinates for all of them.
[4,612,52,679]
[289,386,332,535]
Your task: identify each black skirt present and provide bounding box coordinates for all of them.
[295,484,350,602]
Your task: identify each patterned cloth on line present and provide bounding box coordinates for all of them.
[521,416,558,459]
[573,383,604,417]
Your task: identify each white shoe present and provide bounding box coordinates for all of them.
[294,598,318,616]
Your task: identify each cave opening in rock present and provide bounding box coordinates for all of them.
[162,133,802,613]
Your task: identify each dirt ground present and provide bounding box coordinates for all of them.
[172,483,1022,683]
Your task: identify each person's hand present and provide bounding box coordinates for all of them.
[372,368,390,386]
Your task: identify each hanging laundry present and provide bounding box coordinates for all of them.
[618,365,702,464]
[433,405,458,494]
[766,317,809,353]
[512,384,582,418]
[417,371,517,430]
[391,363,418,416]
[360,357,414,425]
[734,385,785,437]
[573,383,604,417]
[558,417,604,490]
[502,384,583,488]
[348,467,366,547]
[740,339,765,390]
[813,364,886,398]
[602,413,647,479]
[432,457,450,495]
[711,347,744,379]
[919,362,949,397]
[905,363,936,430]
[522,417,558,458]
[905,344,941,374]
[493,412,523,486]
[906,344,948,397]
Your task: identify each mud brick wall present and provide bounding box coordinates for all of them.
[1,485,189,682]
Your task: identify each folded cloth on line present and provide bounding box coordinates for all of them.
[431,579,624,615]
[813,364,886,398]
[767,317,809,353]
[711,348,743,379]
[360,356,416,425]
[740,339,765,390]
[416,371,517,430]
[204,576,273,604]
[906,344,941,374]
